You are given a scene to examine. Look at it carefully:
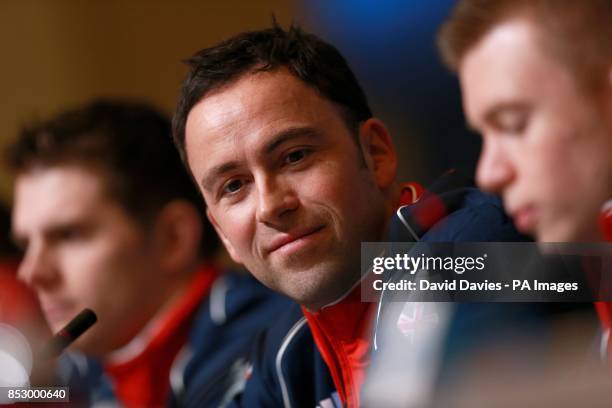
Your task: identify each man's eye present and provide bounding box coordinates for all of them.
[285,149,310,165]
[223,179,244,194]
[59,228,86,242]
[495,111,528,134]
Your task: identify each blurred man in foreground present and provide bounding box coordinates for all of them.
[439,0,612,243]
[7,100,287,407]
[435,0,612,404]
[439,0,612,334]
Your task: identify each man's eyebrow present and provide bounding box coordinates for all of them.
[201,162,240,193]
[263,126,320,155]
[10,224,64,250]
[200,127,321,193]
[482,101,530,124]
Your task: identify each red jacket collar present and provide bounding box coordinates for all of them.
[302,282,374,408]
[303,182,422,407]
[104,265,219,408]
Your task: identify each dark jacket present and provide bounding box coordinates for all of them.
[60,271,291,408]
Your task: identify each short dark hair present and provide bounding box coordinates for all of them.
[438,0,612,95]
[6,99,219,258]
[172,22,373,163]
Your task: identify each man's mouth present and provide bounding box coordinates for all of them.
[511,205,538,234]
[266,225,326,256]
[40,300,74,327]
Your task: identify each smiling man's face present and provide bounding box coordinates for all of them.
[185,69,393,309]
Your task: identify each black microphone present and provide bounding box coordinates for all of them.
[41,308,97,359]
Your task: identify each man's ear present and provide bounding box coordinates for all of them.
[206,208,242,264]
[152,200,203,273]
[358,118,398,189]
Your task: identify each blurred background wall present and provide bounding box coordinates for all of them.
[0,0,294,202]
[297,0,477,185]
[0,0,473,206]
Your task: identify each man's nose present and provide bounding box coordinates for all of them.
[17,241,59,290]
[476,138,515,195]
[255,177,299,227]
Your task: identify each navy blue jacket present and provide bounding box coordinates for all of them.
[229,303,339,408]
[233,175,536,408]
[367,177,598,405]
[60,271,291,408]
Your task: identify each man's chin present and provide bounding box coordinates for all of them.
[44,317,67,337]
[44,316,105,357]
[277,277,332,310]
[537,223,596,243]
[280,271,359,311]
[67,329,106,357]
[537,229,569,243]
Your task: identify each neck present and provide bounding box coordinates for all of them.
[381,181,403,240]
[104,269,193,362]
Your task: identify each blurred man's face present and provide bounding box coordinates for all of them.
[460,19,612,242]
[13,165,165,356]
[185,69,390,310]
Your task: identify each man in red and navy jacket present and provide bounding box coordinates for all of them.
[172,23,538,407]
[6,100,290,407]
